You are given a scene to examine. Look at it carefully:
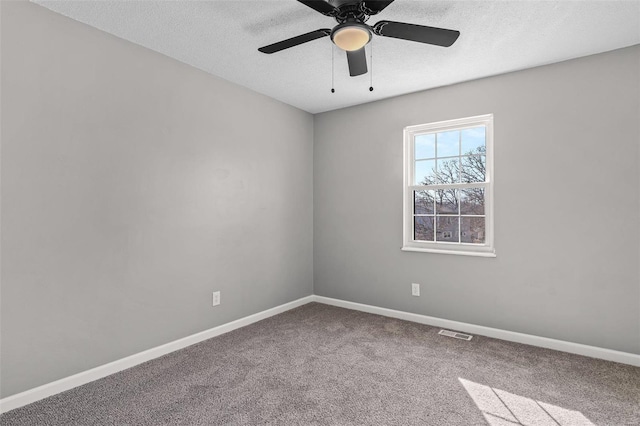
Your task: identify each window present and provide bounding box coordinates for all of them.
[402,114,495,257]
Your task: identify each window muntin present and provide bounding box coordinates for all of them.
[403,115,494,256]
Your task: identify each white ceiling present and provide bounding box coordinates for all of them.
[34,0,640,114]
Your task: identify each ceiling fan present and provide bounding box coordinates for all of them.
[258,0,460,77]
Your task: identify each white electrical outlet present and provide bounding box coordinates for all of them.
[212,291,221,306]
[411,283,420,297]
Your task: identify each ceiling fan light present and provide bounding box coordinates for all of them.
[331,25,371,51]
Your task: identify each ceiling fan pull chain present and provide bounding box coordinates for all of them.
[331,44,335,93]
[369,39,374,92]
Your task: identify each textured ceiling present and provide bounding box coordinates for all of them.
[34,0,640,114]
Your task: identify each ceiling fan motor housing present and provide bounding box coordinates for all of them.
[333,2,369,23]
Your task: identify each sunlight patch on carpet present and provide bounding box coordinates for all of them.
[459,378,595,426]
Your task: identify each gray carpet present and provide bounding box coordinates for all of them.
[1,302,638,425]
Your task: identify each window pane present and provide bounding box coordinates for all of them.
[436,216,459,242]
[461,127,485,155]
[414,216,434,241]
[460,188,485,215]
[461,155,486,183]
[461,217,485,244]
[436,157,460,184]
[435,189,458,214]
[436,130,459,157]
[414,191,434,214]
[415,134,435,160]
[415,159,436,185]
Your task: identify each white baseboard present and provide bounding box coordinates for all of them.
[312,295,640,367]
[0,295,314,414]
[3,294,638,414]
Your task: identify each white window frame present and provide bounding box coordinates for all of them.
[402,114,495,257]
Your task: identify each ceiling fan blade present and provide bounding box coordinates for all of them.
[373,20,460,47]
[346,48,367,77]
[258,29,331,54]
[362,0,395,15]
[297,0,337,16]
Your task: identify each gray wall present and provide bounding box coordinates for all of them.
[1,1,313,398]
[314,45,640,355]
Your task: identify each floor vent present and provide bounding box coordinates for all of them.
[439,329,473,341]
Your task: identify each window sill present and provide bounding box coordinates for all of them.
[401,246,496,258]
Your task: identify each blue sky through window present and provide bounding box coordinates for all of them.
[414,126,486,185]
[461,127,485,155]
[414,126,485,161]
[415,134,435,159]
[437,130,459,157]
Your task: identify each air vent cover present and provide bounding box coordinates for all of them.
[439,329,473,341]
